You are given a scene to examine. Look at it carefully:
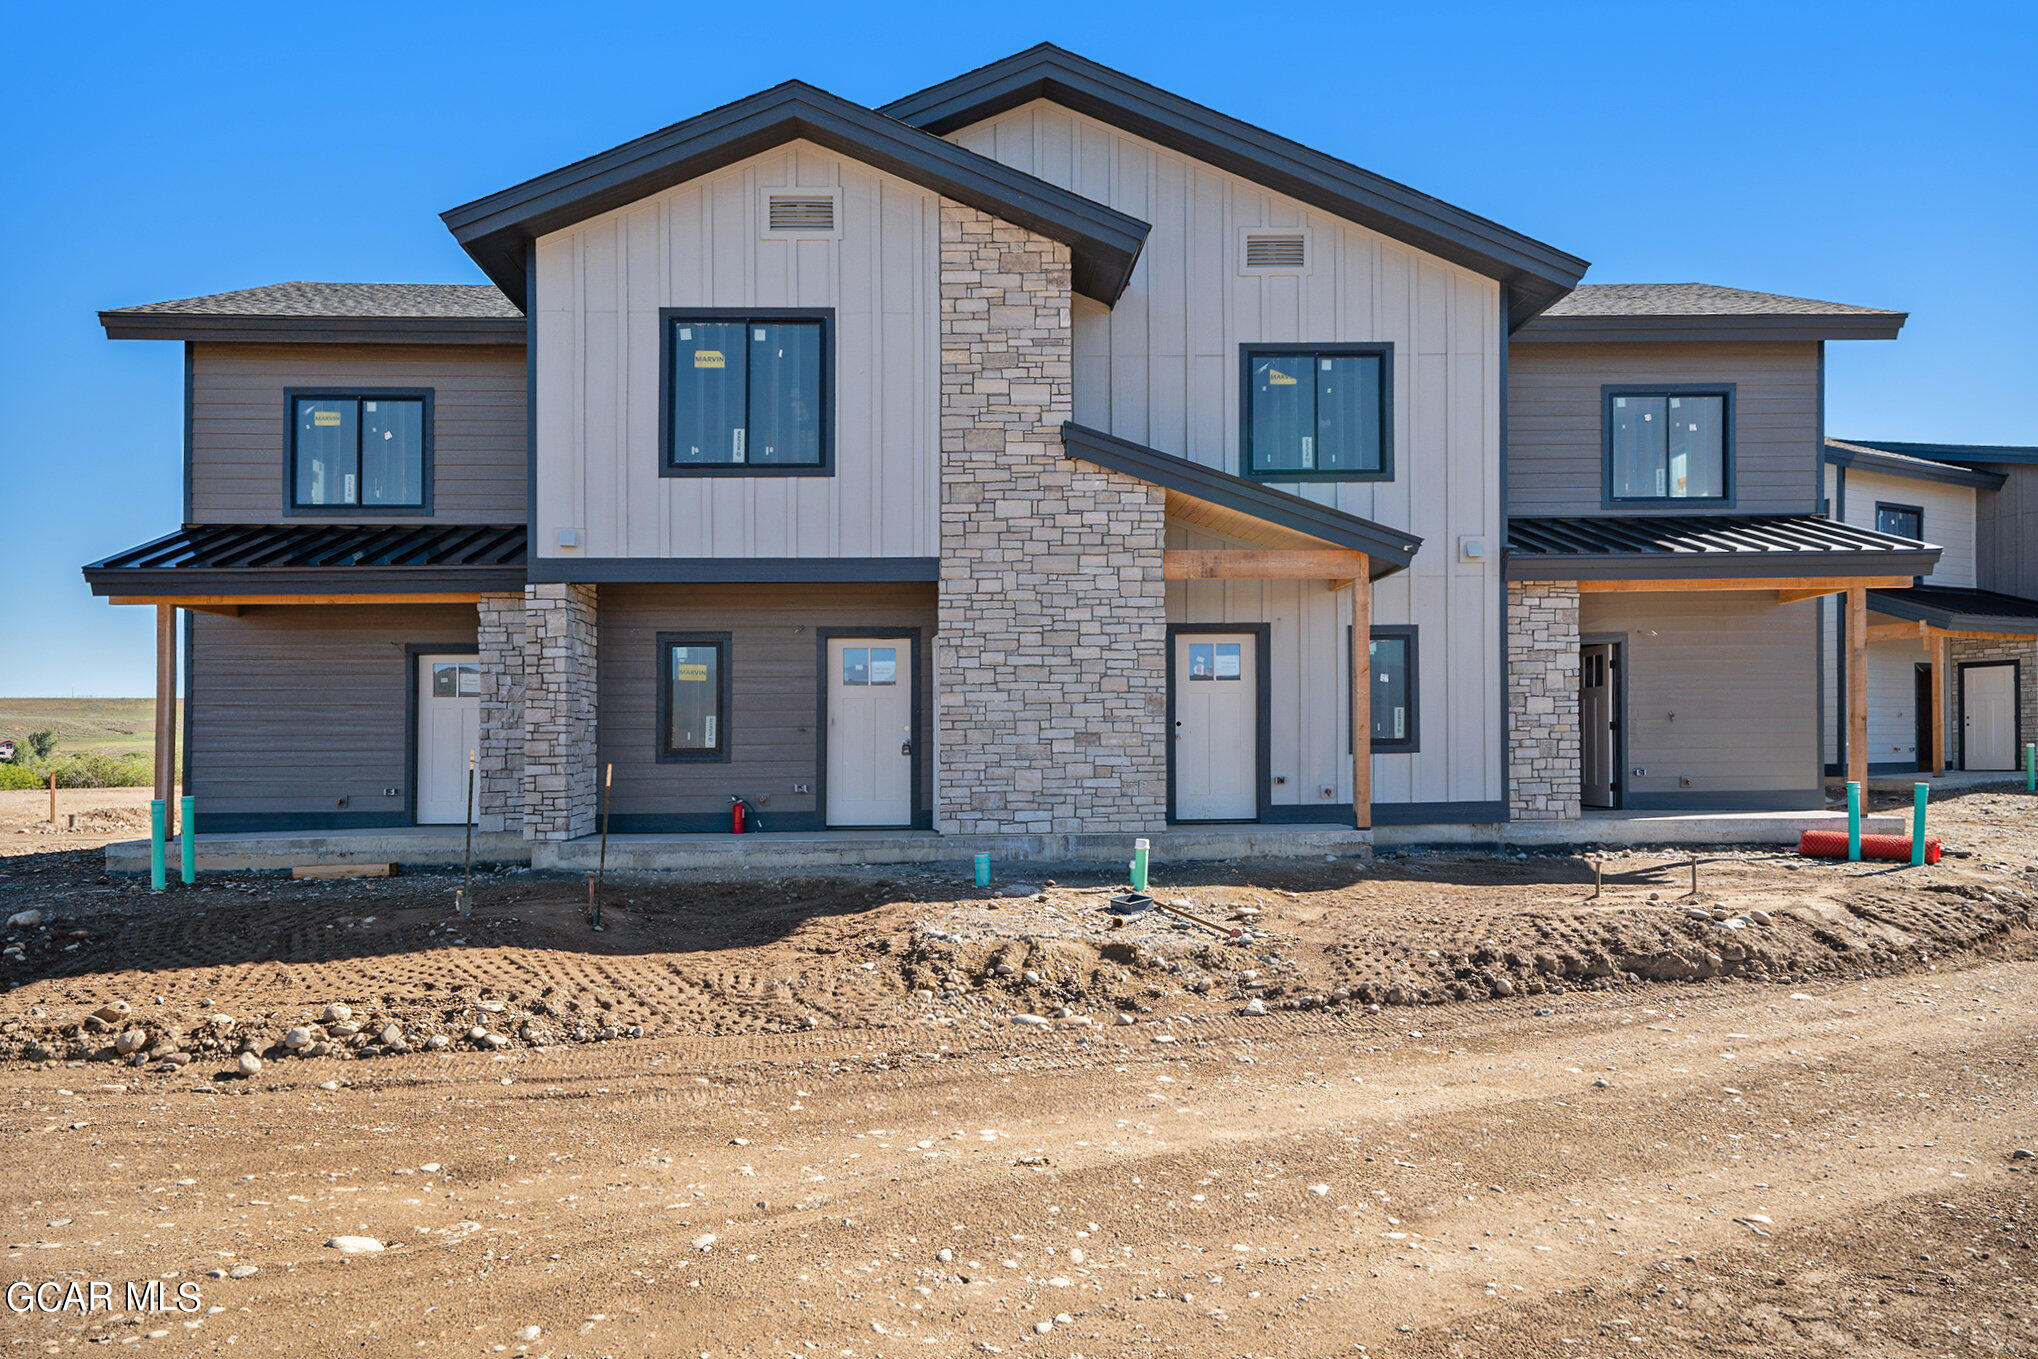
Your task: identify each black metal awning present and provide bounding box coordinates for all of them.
[84,523,527,596]
[1867,584,2038,637]
[1505,513,1941,582]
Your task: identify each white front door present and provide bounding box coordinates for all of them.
[1580,643,1616,809]
[416,655,481,825]
[826,638,913,827]
[1174,632,1257,821]
[1962,663,2017,771]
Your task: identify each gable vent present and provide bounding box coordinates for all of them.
[767,193,836,232]
[1244,233,1307,270]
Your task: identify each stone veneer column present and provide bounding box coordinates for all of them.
[1946,636,2038,769]
[475,592,526,834]
[1507,581,1582,820]
[935,201,1168,835]
[521,582,598,841]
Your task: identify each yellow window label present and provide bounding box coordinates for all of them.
[674,663,710,682]
[693,350,725,369]
[1267,368,1297,386]
[313,410,343,426]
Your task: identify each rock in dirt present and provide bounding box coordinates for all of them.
[114,1030,150,1056]
[6,910,42,930]
[324,1236,384,1255]
[378,1024,403,1048]
[322,1003,351,1022]
[283,1027,313,1051]
[515,1326,540,1342]
[1012,1014,1051,1027]
[229,1264,259,1279]
[93,1001,131,1023]
[1243,998,1267,1016]
[237,1053,262,1077]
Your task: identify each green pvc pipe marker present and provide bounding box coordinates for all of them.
[149,799,166,891]
[1846,781,1863,862]
[1911,782,1928,867]
[179,796,195,884]
[2027,742,2035,793]
[1130,837,1150,892]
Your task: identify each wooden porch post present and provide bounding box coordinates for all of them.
[154,604,177,839]
[1846,587,1868,791]
[1351,556,1371,830]
[1931,628,1948,778]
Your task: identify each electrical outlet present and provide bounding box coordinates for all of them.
[385,787,399,797]
[792,783,810,794]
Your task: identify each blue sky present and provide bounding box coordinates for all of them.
[2,0,2032,695]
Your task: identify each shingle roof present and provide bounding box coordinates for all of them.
[1868,584,2038,635]
[84,523,526,596]
[1542,283,1898,319]
[1506,513,1941,581]
[104,281,521,320]
[1518,283,1906,342]
[100,283,525,344]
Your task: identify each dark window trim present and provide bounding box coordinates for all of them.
[1599,383,1736,510]
[1238,342,1394,483]
[404,643,480,828]
[655,631,733,763]
[285,388,435,515]
[1348,623,1420,755]
[658,307,835,478]
[814,628,928,830]
[1164,622,1273,824]
[1874,500,1925,540]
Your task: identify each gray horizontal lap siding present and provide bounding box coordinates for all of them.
[1506,341,1820,517]
[597,584,937,830]
[189,604,478,830]
[189,343,526,524]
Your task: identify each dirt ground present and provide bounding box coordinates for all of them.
[3,786,2037,1355]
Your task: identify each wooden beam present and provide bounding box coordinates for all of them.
[1847,587,1868,790]
[1350,558,1371,831]
[154,604,177,840]
[1575,575,1915,597]
[1865,621,1927,643]
[111,593,483,608]
[1164,549,1369,581]
[1931,628,1948,778]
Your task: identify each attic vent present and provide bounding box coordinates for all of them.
[1244,233,1307,270]
[768,194,836,232]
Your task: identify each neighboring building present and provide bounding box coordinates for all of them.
[83,45,1965,849]
[1819,439,2038,776]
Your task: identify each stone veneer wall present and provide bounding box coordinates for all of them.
[1947,637,2038,770]
[475,592,526,834]
[522,582,598,841]
[934,201,1168,834]
[1507,581,1581,820]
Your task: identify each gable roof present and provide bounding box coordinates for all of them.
[1516,283,1906,342]
[100,282,525,344]
[881,44,1588,330]
[1833,438,2038,467]
[1061,422,1421,576]
[441,80,1150,308]
[1823,439,2005,491]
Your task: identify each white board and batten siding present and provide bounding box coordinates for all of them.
[1834,466,1975,588]
[532,142,940,561]
[947,100,1503,810]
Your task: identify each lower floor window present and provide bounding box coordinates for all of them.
[658,632,730,761]
[1351,626,1418,753]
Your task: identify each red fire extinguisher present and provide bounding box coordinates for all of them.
[730,796,749,835]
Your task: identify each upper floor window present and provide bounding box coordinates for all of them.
[290,392,430,510]
[1875,502,1924,539]
[1605,386,1733,504]
[1240,343,1392,481]
[661,309,832,477]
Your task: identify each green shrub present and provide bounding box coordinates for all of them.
[0,752,154,790]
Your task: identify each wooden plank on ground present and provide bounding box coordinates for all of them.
[291,863,397,880]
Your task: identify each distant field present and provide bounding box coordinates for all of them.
[0,698,175,760]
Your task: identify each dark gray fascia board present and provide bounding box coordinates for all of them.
[1822,444,2006,490]
[1864,591,2038,636]
[881,45,1587,329]
[1061,421,1421,575]
[441,81,1149,308]
[98,312,527,346]
[83,566,526,596]
[1504,548,1940,582]
[1514,313,1907,344]
[1839,439,2038,467]
[526,556,941,584]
